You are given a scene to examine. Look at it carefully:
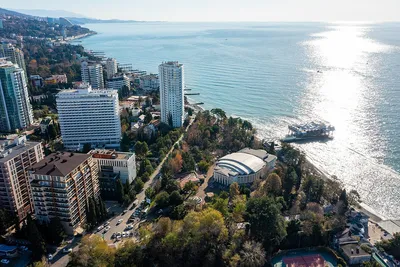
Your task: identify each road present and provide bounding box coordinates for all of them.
[51,117,195,266]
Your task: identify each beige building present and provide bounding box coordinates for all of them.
[0,136,43,222]
[30,152,100,234]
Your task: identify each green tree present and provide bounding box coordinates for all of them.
[134,179,144,192]
[264,173,282,196]
[82,143,91,153]
[48,123,57,139]
[145,187,155,199]
[239,241,266,267]
[135,141,149,158]
[116,179,124,204]
[230,182,241,199]
[120,133,130,152]
[47,217,66,245]
[198,160,210,173]
[183,180,196,194]
[376,232,400,260]
[170,204,187,220]
[181,151,196,173]
[144,112,153,124]
[26,214,46,260]
[169,190,183,206]
[212,197,229,217]
[246,196,287,253]
[155,191,170,208]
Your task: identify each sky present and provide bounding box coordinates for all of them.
[4,0,400,22]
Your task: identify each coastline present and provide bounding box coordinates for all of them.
[78,28,390,224]
[65,31,97,42]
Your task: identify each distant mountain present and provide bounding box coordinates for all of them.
[12,9,87,18]
[65,17,139,25]
[0,7,32,18]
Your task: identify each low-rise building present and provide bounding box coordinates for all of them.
[44,74,68,85]
[340,243,371,265]
[30,75,44,88]
[139,74,159,91]
[213,148,277,185]
[30,152,100,235]
[0,136,43,221]
[106,74,130,91]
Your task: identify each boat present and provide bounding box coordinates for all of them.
[281,121,335,143]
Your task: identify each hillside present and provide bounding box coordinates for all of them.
[0,7,32,18]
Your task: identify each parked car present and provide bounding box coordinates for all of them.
[103,226,111,233]
[47,254,53,261]
[111,233,116,239]
[63,248,72,253]
[117,219,123,225]
[129,231,134,237]
[122,210,128,215]
[97,225,104,232]
[125,224,133,230]
[0,259,9,264]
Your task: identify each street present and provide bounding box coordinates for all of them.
[51,116,194,266]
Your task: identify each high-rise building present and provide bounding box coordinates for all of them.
[81,61,104,89]
[0,135,43,222]
[30,152,100,234]
[89,149,136,200]
[105,58,118,79]
[106,74,130,91]
[0,44,27,77]
[158,61,184,128]
[56,83,121,150]
[0,59,33,132]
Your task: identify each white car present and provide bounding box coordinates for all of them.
[0,259,9,264]
[63,248,72,253]
[104,221,110,227]
[97,225,104,232]
[47,254,53,261]
[103,226,111,233]
[117,219,123,225]
[125,224,133,230]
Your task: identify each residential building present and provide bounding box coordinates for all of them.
[81,61,104,89]
[139,74,159,92]
[30,152,100,234]
[44,74,68,85]
[213,148,277,185]
[106,74,130,91]
[0,135,43,221]
[56,83,121,150]
[0,59,33,132]
[158,61,184,128]
[89,149,136,200]
[29,75,44,88]
[0,44,27,77]
[105,58,118,79]
[340,243,371,265]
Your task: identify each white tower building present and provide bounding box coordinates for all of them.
[158,61,184,128]
[106,58,118,79]
[81,61,104,89]
[56,83,121,150]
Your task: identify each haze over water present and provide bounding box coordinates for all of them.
[78,22,400,219]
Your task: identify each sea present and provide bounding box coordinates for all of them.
[76,22,400,220]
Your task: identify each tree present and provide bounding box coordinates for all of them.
[264,173,282,196]
[114,241,144,267]
[120,133,130,152]
[144,112,152,124]
[229,182,241,199]
[212,197,229,217]
[181,151,195,173]
[68,235,115,267]
[86,197,97,229]
[169,190,183,206]
[82,143,91,153]
[239,241,266,267]
[302,176,324,203]
[47,217,66,245]
[155,191,170,208]
[26,214,46,260]
[183,180,196,194]
[135,141,149,158]
[145,187,155,199]
[134,179,144,192]
[116,179,124,204]
[48,123,57,139]
[246,196,286,253]
[198,160,210,173]
[376,232,400,260]
[170,204,187,220]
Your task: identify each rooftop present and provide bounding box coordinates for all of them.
[31,152,91,177]
[89,149,134,160]
[0,136,40,162]
[341,243,370,258]
[160,61,183,68]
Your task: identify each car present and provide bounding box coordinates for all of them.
[125,224,133,230]
[97,225,104,232]
[122,210,128,215]
[117,219,123,225]
[103,226,111,233]
[130,203,136,210]
[0,259,9,264]
[116,232,122,238]
[104,221,110,227]
[129,231,134,237]
[47,254,53,261]
[111,233,116,239]
[122,232,128,238]
[63,248,73,253]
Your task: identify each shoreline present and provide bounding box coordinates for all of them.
[78,29,392,224]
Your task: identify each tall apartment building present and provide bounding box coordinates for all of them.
[56,83,121,150]
[0,44,27,77]
[106,74,130,91]
[81,61,104,89]
[0,136,43,222]
[159,62,184,128]
[105,58,118,79]
[89,149,136,200]
[0,59,33,132]
[30,152,100,234]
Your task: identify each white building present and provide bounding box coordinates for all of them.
[89,149,136,184]
[81,61,104,89]
[106,74,130,91]
[105,58,118,79]
[158,62,184,128]
[56,83,121,150]
[213,148,277,185]
[139,74,159,92]
[0,44,27,77]
[0,59,33,132]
